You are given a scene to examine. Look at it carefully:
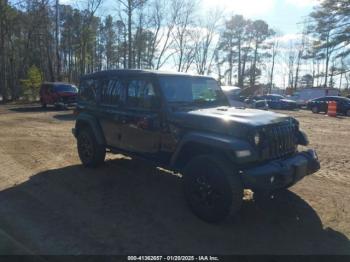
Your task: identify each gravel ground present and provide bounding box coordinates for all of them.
[0,104,349,254]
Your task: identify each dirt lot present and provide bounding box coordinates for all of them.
[0,103,349,255]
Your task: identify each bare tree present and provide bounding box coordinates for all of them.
[268,34,279,92]
[194,9,221,75]
[171,0,196,72]
[116,0,145,68]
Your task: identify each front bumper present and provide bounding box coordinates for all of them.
[241,149,320,191]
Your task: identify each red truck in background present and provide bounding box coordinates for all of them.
[40,82,78,109]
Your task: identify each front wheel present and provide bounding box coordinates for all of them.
[346,109,350,117]
[77,128,106,168]
[183,155,243,223]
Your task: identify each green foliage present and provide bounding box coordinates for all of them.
[20,65,43,100]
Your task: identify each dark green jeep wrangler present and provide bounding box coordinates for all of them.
[72,70,320,222]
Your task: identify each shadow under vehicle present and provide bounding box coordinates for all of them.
[0,159,348,254]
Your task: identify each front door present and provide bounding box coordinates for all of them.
[119,77,162,155]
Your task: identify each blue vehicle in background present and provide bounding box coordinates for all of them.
[259,94,298,110]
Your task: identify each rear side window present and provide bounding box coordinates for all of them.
[79,79,97,102]
[126,79,157,109]
[100,79,126,105]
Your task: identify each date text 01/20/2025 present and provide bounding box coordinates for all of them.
[127,256,219,261]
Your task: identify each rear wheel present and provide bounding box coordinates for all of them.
[77,128,106,168]
[311,106,319,114]
[183,155,243,223]
[346,109,350,117]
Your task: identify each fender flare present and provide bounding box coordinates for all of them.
[75,113,106,145]
[170,132,257,168]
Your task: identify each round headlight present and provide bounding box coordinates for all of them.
[254,132,261,145]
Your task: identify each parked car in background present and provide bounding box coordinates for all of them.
[259,94,298,110]
[307,96,350,116]
[244,96,269,110]
[40,82,78,109]
[221,86,246,108]
[290,88,340,107]
[221,86,268,110]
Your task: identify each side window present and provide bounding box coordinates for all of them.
[126,79,157,109]
[101,79,125,105]
[79,79,97,102]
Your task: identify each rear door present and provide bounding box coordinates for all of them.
[119,75,162,155]
[97,77,126,148]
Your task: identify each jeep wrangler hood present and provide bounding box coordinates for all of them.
[170,106,292,135]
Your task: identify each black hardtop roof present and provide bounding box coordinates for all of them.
[80,69,214,80]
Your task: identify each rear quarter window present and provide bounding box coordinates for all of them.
[100,79,126,106]
[79,79,97,102]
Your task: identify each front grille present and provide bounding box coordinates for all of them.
[261,123,297,160]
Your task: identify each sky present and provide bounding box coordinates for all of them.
[60,0,321,88]
[62,0,319,36]
[201,0,318,35]
[200,0,321,88]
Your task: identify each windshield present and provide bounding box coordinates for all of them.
[54,84,78,93]
[158,76,228,108]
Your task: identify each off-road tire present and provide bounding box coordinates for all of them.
[77,128,106,168]
[183,154,243,223]
[311,106,319,114]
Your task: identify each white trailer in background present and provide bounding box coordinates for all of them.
[289,88,340,107]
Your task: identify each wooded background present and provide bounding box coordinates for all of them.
[0,0,349,101]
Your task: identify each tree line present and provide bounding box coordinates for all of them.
[0,0,349,101]
[284,0,350,91]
